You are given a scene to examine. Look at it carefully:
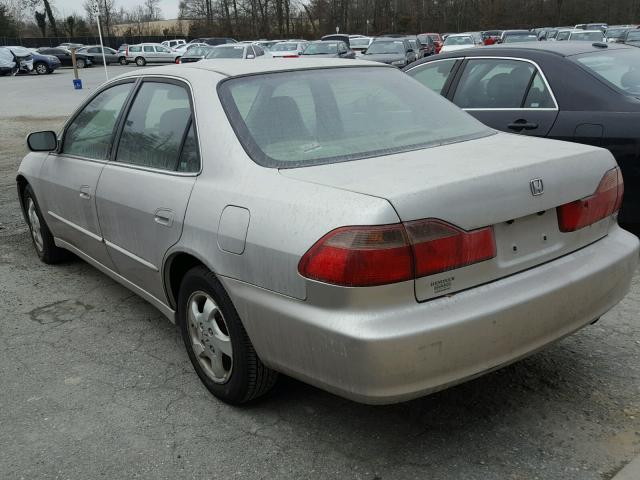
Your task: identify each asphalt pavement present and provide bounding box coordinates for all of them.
[1,66,639,480]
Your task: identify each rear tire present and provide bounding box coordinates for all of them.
[119,57,128,65]
[76,58,86,69]
[22,185,70,264]
[178,266,278,404]
[135,56,146,66]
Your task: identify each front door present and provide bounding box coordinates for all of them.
[39,81,135,269]
[448,57,559,137]
[96,79,200,300]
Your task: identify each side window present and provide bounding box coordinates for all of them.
[130,46,141,53]
[115,82,192,171]
[407,59,458,95]
[144,46,155,53]
[156,46,170,53]
[89,47,100,53]
[255,45,264,56]
[523,72,555,108]
[247,46,256,58]
[177,123,200,172]
[63,83,133,160]
[452,59,535,108]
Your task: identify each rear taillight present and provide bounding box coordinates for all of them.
[298,220,496,287]
[405,219,496,277]
[557,167,623,232]
[298,224,413,287]
[283,54,299,58]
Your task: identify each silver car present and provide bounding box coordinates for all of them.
[17,60,639,405]
[124,43,181,66]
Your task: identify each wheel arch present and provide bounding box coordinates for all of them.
[164,250,211,310]
[16,174,29,220]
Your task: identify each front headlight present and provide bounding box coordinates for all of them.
[391,60,405,66]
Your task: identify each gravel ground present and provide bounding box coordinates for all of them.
[1,68,639,480]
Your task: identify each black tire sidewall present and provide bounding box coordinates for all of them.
[136,57,146,66]
[76,59,85,68]
[178,267,254,404]
[119,57,127,65]
[23,185,48,262]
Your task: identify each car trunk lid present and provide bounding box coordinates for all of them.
[281,133,617,300]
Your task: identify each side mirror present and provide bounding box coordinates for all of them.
[247,54,255,59]
[407,48,414,53]
[27,131,57,152]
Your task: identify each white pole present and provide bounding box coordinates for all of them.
[96,12,109,81]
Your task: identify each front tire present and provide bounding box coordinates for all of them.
[119,57,128,65]
[178,266,278,404]
[34,62,49,75]
[22,185,70,264]
[135,56,146,66]
[76,58,86,68]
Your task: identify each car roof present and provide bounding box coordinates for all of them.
[447,33,472,37]
[115,58,389,80]
[437,41,631,57]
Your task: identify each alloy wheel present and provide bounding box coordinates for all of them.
[27,198,43,253]
[187,291,233,384]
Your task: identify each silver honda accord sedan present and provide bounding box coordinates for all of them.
[17,59,639,405]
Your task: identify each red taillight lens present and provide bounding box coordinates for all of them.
[283,54,299,58]
[298,220,496,287]
[557,167,623,232]
[298,224,413,287]
[405,219,496,277]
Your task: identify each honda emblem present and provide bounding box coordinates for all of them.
[530,178,544,196]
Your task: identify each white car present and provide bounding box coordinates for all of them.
[162,39,187,50]
[440,34,480,53]
[205,43,270,60]
[174,42,208,55]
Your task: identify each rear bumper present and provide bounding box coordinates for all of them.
[222,226,639,404]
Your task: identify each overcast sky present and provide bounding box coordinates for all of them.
[53,0,180,20]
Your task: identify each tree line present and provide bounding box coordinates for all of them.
[3,0,640,40]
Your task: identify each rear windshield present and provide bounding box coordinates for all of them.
[627,31,640,41]
[206,46,244,58]
[503,34,538,43]
[570,31,603,41]
[274,43,299,51]
[350,38,370,47]
[574,49,640,95]
[444,36,472,46]
[303,42,338,54]
[367,41,405,54]
[218,67,491,168]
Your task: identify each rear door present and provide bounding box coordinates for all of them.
[448,57,559,136]
[143,45,157,62]
[95,78,199,300]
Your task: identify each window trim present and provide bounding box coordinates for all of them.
[447,56,559,111]
[109,76,202,176]
[56,78,138,163]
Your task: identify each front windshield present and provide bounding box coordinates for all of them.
[444,36,472,46]
[350,38,370,47]
[570,31,604,41]
[218,67,491,168]
[366,41,405,54]
[206,46,245,58]
[575,49,640,95]
[272,43,298,51]
[303,42,338,55]
[503,34,538,43]
[187,47,210,56]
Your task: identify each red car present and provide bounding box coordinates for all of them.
[420,33,443,53]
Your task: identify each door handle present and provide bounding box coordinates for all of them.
[154,209,174,227]
[508,120,539,131]
[79,185,91,200]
